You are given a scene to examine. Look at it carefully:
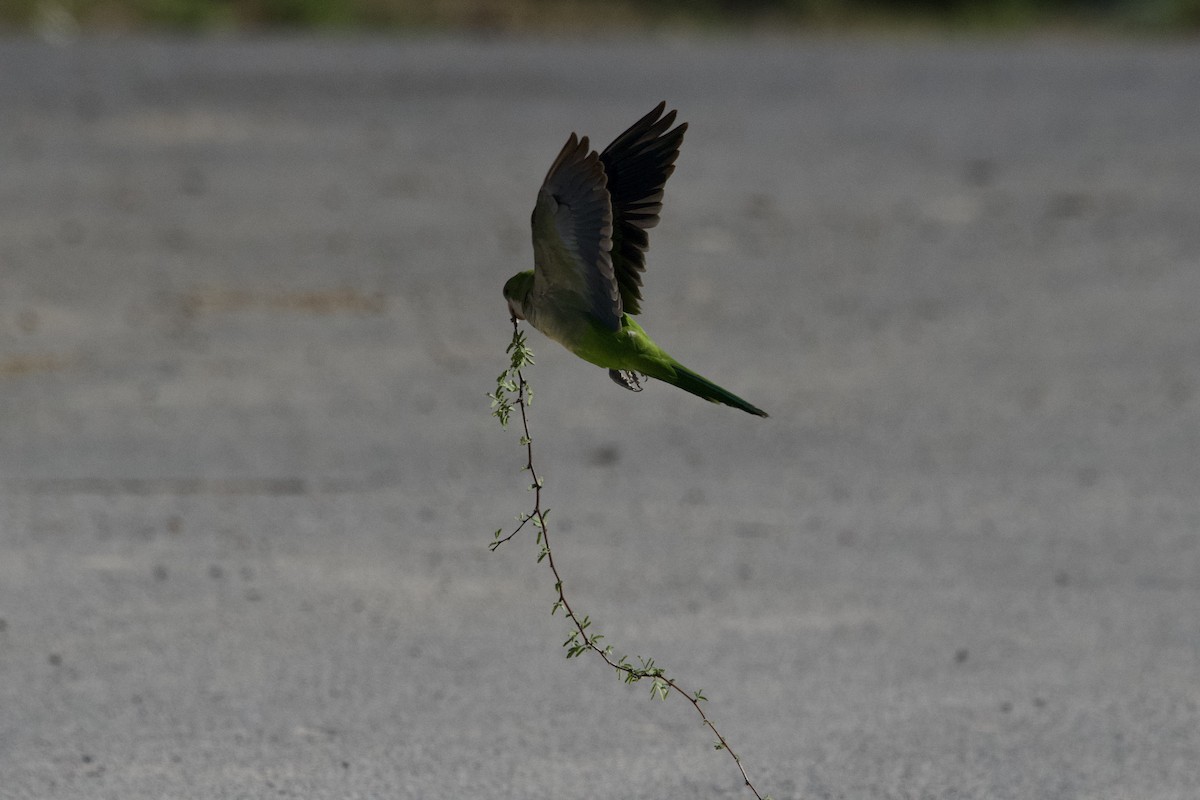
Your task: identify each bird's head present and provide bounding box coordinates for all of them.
[502,271,534,321]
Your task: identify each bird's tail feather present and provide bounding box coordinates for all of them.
[662,362,768,417]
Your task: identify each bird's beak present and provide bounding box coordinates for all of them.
[506,298,526,321]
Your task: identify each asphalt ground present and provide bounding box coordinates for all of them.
[1,34,1198,800]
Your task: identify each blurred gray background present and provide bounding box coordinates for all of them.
[1,32,1198,800]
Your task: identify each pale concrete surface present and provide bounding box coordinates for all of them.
[1,34,1198,800]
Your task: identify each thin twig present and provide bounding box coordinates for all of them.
[491,316,770,800]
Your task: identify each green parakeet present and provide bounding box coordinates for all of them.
[503,103,768,418]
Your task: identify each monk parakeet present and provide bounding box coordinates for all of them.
[503,102,768,418]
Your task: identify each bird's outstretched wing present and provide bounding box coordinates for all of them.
[599,102,687,317]
[530,133,620,330]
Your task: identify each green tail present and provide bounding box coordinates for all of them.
[662,362,768,417]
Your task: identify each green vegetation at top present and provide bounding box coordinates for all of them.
[3,0,1198,32]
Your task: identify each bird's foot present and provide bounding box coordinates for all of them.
[609,369,645,392]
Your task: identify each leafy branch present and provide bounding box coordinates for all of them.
[489,316,771,800]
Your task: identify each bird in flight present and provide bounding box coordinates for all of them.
[503,102,767,417]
